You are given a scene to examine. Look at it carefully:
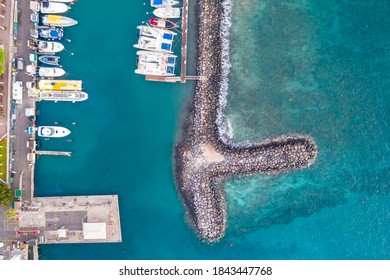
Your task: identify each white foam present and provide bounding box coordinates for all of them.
[217,0,233,143]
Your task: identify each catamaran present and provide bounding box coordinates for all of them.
[135,50,176,76]
[150,0,180,8]
[38,67,66,77]
[37,126,71,138]
[153,6,181,18]
[35,40,64,53]
[42,15,78,27]
[149,18,178,29]
[38,27,64,40]
[38,55,61,66]
[38,80,82,91]
[39,91,89,102]
[40,1,70,14]
[134,25,176,53]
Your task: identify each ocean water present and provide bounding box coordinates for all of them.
[37,0,389,259]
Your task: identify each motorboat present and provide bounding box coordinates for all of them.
[150,0,180,8]
[149,18,178,29]
[38,80,83,91]
[39,91,88,102]
[38,67,66,77]
[153,6,181,18]
[134,25,176,53]
[37,126,71,138]
[42,15,78,27]
[38,27,64,40]
[40,1,70,14]
[38,55,60,66]
[33,40,64,53]
[135,50,176,76]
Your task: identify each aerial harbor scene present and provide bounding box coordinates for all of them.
[0,0,388,261]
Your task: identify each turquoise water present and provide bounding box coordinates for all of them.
[38,0,389,259]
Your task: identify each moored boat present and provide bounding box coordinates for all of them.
[149,18,178,29]
[135,50,176,76]
[38,67,66,77]
[40,1,70,14]
[151,0,180,8]
[39,91,88,102]
[153,6,181,18]
[38,27,64,40]
[38,79,82,91]
[37,126,71,138]
[134,25,176,53]
[42,15,78,27]
[38,55,61,66]
[36,40,64,53]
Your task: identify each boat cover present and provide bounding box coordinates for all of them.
[47,15,62,24]
[163,33,173,40]
[153,0,163,4]
[161,43,171,51]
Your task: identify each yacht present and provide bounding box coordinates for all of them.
[38,80,82,91]
[151,0,180,8]
[38,27,64,40]
[153,6,181,18]
[38,55,60,66]
[37,126,71,138]
[38,67,66,77]
[40,1,70,14]
[42,15,78,27]
[39,91,89,102]
[135,50,176,76]
[134,25,176,53]
[36,40,64,53]
[149,18,178,29]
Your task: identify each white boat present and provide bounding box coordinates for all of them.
[37,40,64,53]
[134,25,176,53]
[40,2,70,14]
[151,0,180,8]
[42,15,78,27]
[135,50,176,76]
[37,126,71,138]
[39,91,88,102]
[153,6,181,18]
[39,67,66,77]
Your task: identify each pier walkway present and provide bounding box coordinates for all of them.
[181,0,189,83]
[34,150,72,156]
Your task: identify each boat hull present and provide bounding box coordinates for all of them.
[40,91,89,102]
[37,41,64,53]
[37,126,71,138]
[42,15,78,27]
[40,2,70,14]
[150,0,180,8]
[38,55,60,66]
[38,28,64,40]
[38,67,66,77]
[153,7,181,18]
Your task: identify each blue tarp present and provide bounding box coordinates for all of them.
[163,33,173,40]
[161,43,171,51]
[167,57,175,64]
[167,66,174,74]
[153,0,163,5]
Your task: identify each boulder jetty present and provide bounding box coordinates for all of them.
[174,0,318,243]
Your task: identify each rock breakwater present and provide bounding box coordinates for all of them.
[175,0,318,242]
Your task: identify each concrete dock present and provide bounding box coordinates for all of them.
[34,150,72,156]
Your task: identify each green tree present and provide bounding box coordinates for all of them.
[6,207,16,219]
[0,48,5,76]
[0,184,13,207]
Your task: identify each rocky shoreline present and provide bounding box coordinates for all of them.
[174,0,318,243]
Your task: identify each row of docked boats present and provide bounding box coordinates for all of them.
[27,0,88,102]
[133,1,182,76]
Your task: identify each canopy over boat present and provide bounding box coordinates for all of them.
[42,15,78,27]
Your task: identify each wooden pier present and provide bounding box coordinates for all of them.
[34,150,72,156]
